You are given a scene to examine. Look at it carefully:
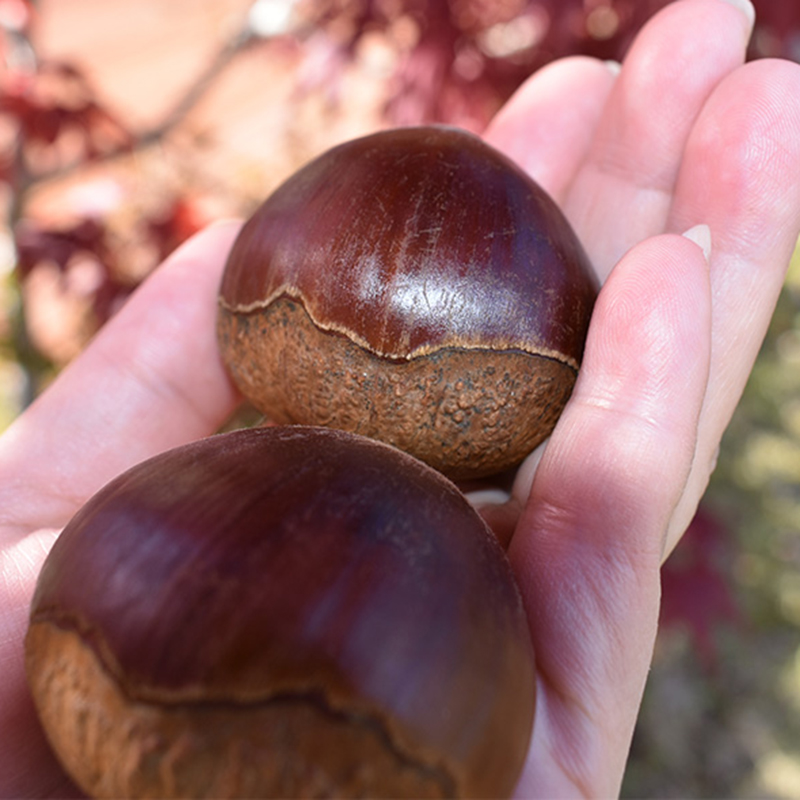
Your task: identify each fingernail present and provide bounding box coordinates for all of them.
[719,0,756,31]
[604,59,622,76]
[682,224,712,263]
[464,488,511,509]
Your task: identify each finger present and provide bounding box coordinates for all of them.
[510,231,711,797]
[565,0,754,279]
[0,221,243,540]
[469,57,619,536]
[664,57,800,554]
[0,530,81,797]
[484,55,618,203]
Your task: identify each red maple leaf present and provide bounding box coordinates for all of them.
[660,506,743,671]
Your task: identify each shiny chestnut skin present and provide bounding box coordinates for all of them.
[217,125,597,480]
[26,426,535,799]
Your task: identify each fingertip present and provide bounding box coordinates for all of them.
[484,55,617,199]
[154,218,243,281]
[590,232,712,370]
[718,0,755,31]
[670,58,800,268]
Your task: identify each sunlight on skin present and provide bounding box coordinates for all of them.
[1,530,58,666]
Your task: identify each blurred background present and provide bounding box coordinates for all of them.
[1,1,799,796]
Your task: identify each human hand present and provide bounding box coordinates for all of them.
[1,0,799,797]
[479,0,800,795]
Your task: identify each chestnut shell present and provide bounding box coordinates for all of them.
[217,126,597,479]
[26,426,535,799]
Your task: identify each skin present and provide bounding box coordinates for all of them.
[0,0,798,796]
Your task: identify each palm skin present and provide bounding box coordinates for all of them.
[2,0,799,796]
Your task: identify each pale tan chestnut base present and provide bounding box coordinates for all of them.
[25,623,454,799]
[217,298,577,479]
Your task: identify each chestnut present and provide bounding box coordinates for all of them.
[26,426,535,799]
[217,125,597,479]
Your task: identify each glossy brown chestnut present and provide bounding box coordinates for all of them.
[26,426,536,799]
[217,125,598,479]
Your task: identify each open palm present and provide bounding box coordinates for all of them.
[1,0,799,796]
